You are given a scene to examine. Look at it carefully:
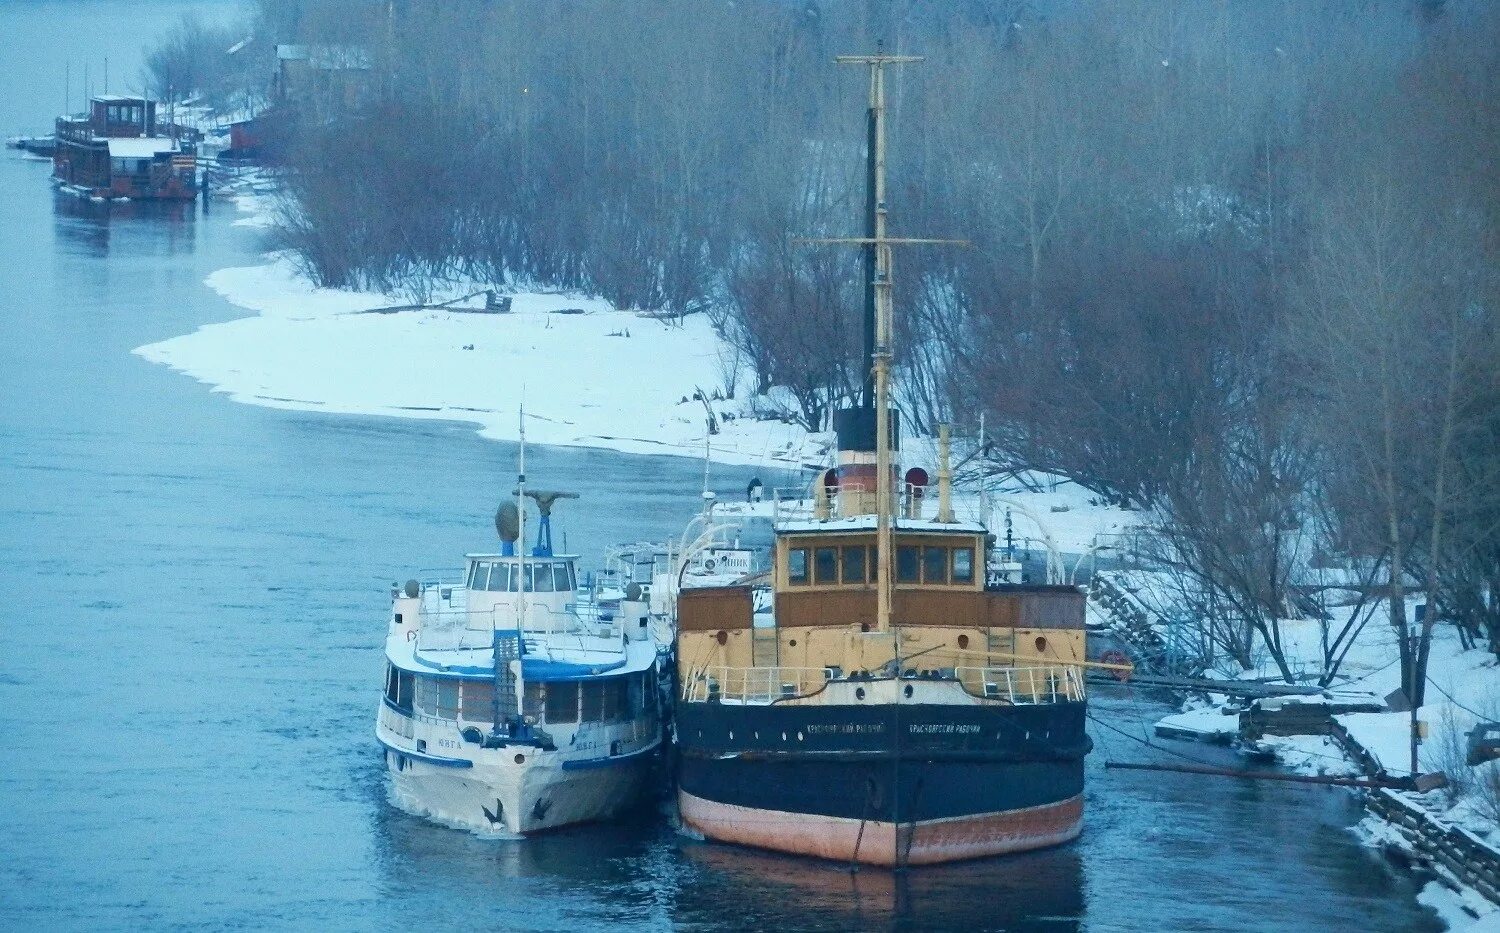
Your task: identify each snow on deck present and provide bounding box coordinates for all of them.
[107,138,178,158]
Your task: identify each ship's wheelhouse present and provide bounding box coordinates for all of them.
[677,518,1086,704]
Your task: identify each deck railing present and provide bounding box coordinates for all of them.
[409,582,621,652]
[953,664,1085,703]
[769,481,992,525]
[682,665,834,703]
[681,663,1086,705]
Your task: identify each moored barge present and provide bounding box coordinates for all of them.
[53,96,197,201]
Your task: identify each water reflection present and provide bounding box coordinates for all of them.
[376,788,1084,932]
[52,188,196,258]
[678,841,1083,932]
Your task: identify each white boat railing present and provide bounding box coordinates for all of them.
[412,591,624,653]
[769,481,991,526]
[680,663,1086,705]
[953,664,1086,704]
[682,665,834,703]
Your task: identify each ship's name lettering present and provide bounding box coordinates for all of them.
[908,723,981,735]
[805,723,885,735]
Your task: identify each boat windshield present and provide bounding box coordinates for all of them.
[467,560,575,593]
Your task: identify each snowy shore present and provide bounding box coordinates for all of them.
[136,257,828,470]
[1148,622,1500,931]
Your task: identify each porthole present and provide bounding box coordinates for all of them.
[1035,635,1048,652]
[716,630,728,646]
[797,731,805,741]
[903,684,914,699]
[789,639,797,647]
[781,732,788,741]
[728,731,734,741]
[860,622,871,633]
[855,687,866,701]
[958,634,969,650]
[514,753,526,764]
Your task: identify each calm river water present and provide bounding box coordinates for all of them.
[0,3,1445,931]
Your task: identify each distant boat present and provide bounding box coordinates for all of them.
[375,476,665,835]
[6,135,55,157]
[52,96,197,201]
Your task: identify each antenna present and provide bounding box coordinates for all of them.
[701,433,716,518]
[809,49,964,635]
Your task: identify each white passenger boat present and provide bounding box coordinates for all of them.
[375,482,663,836]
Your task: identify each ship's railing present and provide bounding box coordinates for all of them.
[682,665,833,704]
[413,590,620,652]
[953,664,1086,704]
[769,481,991,526]
[680,663,1086,705]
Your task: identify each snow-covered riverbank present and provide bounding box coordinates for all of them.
[136,257,828,470]
[1148,620,1500,931]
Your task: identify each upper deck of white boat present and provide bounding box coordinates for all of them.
[385,551,658,681]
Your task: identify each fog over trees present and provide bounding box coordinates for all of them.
[175,0,1499,676]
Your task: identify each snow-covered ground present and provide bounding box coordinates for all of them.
[136,251,827,470]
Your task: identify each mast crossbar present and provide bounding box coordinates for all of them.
[796,237,969,246]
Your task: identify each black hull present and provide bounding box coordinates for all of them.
[675,699,1089,865]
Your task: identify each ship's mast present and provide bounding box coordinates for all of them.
[517,404,528,630]
[829,50,959,633]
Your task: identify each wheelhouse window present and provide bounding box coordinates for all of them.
[842,545,867,584]
[788,548,809,585]
[415,676,461,719]
[952,547,975,584]
[627,674,644,714]
[580,681,603,722]
[603,678,626,720]
[923,546,950,585]
[460,680,493,721]
[437,679,460,719]
[814,547,838,585]
[523,681,544,719]
[553,563,575,593]
[544,682,578,724]
[416,677,437,716]
[642,668,657,713]
[897,546,920,583]
[527,564,556,592]
[385,664,415,714]
[468,562,487,589]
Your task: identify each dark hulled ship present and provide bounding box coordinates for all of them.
[671,52,1092,867]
